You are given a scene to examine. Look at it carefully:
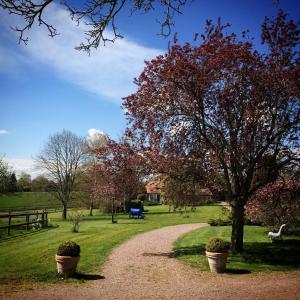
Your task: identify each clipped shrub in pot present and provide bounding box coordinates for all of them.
[205,238,230,273]
[55,241,80,277]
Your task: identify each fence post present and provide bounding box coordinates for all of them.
[45,212,48,227]
[41,211,45,227]
[26,214,29,231]
[8,210,12,235]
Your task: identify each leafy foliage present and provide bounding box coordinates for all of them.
[125,199,144,213]
[159,159,205,211]
[208,219,232,226]
[69,211,83,233]
[123,11,300,251]
[57,241,80,257]
[93,138,145,221]
[246,180,300,228]
[205,238,230,253]
[137,194,146,201]
[17,172,31,192]
[0,158,18,193]
[31,176,55,192]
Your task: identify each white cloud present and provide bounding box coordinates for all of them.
[0,3,163,103]
[0,129,9,135]
[3,157,43,178]
[87,128,110,148]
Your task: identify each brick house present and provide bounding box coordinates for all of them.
[146,177,213,204]
[146,180,161,202]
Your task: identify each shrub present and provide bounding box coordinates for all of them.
[99,198,124,213]
[244,216,261,226]
[57,241,80,256]
[246,180,300,227]
[69,211,83,233]
[205,238,230,253]
[208,219,232,226]
[137,194,146,201]
[125,199,144,212]
[208,217,258,226]
[144,200,161,206]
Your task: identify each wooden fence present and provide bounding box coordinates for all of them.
[0,203,84,213]
[0,206,58,213]
[0,211,48,235]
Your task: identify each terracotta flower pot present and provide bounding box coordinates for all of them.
[206,251,228,273]
[55,255,80,276]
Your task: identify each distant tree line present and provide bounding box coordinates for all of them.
[0,158,17,193]
[0,158,55,193]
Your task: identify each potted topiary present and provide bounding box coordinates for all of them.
[55,241,80,277]
[205,238,230,273]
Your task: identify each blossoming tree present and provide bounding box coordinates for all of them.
[123,11,300,251]
[93,137,145,223]
[246,180,300,228]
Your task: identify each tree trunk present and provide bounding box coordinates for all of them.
[89,198,93,216]
[231,200,245,252]
[111,197,116,223]
[123,195,126,213]
[62,202,67,220]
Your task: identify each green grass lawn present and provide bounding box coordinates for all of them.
[1,200,299,288]
[0,192,84,211]
[173,225,300,273]
[0,204,225,284]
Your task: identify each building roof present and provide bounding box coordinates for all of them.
[146,181,161,194]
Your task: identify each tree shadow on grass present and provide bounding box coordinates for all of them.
[238,239,300,266]
[73,273,105,281]
[174,240,300,272]
[144,211,174,215]
[173,245,205,257]
[117,221,146,225]
[0,225,58,243]
[224,269,251,274]
[82,215,112,221]
[285,229,300,236]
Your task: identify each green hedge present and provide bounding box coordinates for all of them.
[125,200,144,212]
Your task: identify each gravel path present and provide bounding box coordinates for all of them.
[3,223,300,300]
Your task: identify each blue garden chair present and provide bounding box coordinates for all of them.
[129,208,144,219]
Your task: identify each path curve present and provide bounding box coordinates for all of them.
[4,223,300,300]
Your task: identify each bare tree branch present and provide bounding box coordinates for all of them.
[0,0,189,51]
[35,130,88,219]
[0,0,57,44]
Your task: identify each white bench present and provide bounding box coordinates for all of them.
[268,224,286,241]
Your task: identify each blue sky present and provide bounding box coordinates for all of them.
[0,0,299,176]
